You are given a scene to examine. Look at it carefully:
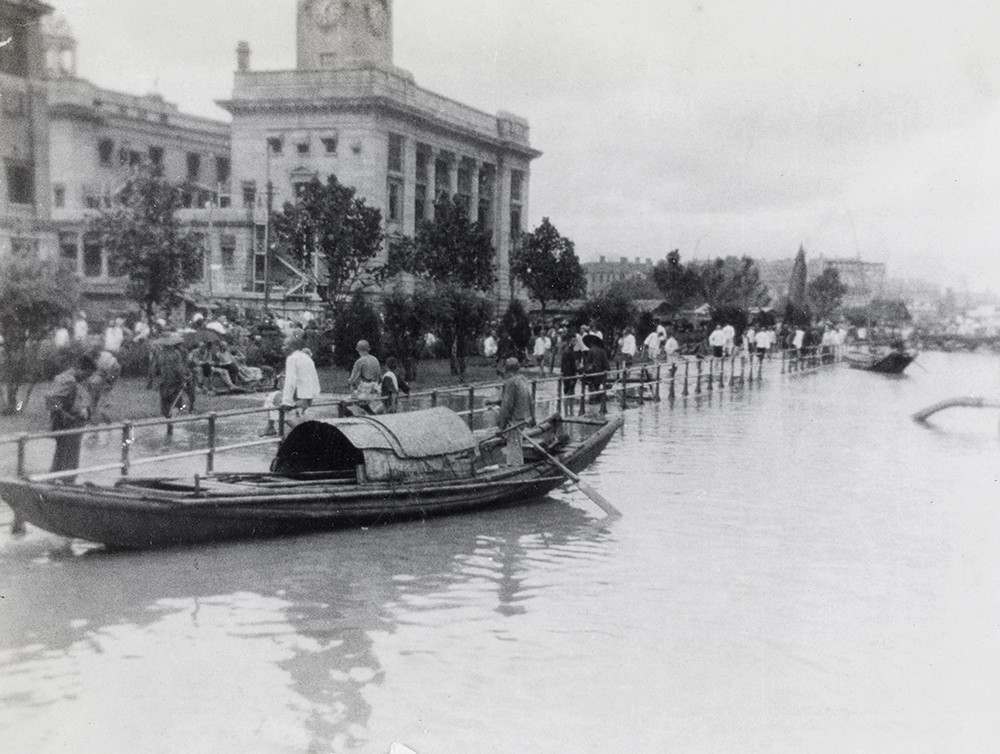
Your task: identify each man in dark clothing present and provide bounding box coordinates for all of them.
[560,343,581,415]
[158,337,194,423]
[583,333,610,403]
[45,355,97,481]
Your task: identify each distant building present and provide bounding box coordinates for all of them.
[815,257,886,308]
[0,0,54,259]
[583,255,656,294]
[43,16,231,312]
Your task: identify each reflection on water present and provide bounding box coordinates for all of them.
[1,351,999,752]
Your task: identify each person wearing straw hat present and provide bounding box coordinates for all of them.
[496,357,533,466]
[45,354,97,481]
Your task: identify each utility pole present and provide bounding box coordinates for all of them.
[263,179,274,312]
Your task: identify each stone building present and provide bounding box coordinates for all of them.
[583,255,656,294]
[0,0,54,259]
[43,16,231,312]
[217,0,541,309]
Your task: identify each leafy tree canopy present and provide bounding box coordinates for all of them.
[270,175,386,316]
[0,254,79,413]
[89,167,203,317]
[389,196,496,291]
[807,267,848,321]
[511,218,586,314]
[652,250,769,312]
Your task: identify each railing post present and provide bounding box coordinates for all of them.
[579,381,587,416]
[657,364,664,402]
[467,386,475,429]
[17,435,27,479]
[206,413,217,474]
[120,422,133,477]
[556,374,564,416]
[530,379,537,424]
[278,405,287,436]
[781,349,787,374]
[683,360,689,396]
[695,359,702,394]
[431,390,438,408]
[719,357,726,389]
[707,359,713,392]
[620,368,628,409]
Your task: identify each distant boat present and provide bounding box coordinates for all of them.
[0,407,623,550]
[844,343,917,374]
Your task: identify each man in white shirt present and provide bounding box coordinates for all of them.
[619,327,637,367]
[643,329,662,362]
[281,340,321,425]
[721,323,735,356]
[708,325,726,358]
[754,328,771,360]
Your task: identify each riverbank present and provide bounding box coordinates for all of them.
[0,357,505,439]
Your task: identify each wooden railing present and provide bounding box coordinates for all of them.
[0,346,841,484]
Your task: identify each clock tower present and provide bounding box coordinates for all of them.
[297,0,393,71]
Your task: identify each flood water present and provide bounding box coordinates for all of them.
[1,351,998,753]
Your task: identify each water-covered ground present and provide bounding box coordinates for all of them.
[1,351,998,753]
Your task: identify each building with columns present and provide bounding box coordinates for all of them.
[0,0,54,260]
[218,0,541,308]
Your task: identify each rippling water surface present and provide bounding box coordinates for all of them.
[1,352,998,753]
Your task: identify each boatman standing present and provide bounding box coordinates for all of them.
[496,357,533,466]
[349,339,382,413]
[282,339,321,425]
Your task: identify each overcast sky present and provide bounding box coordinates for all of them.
[53,0,1000,293]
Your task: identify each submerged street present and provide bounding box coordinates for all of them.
[1,351,998,753]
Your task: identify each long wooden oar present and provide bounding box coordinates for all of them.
[518,429,621,518]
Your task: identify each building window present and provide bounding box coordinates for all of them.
[215,156,230,184]
[0,26,28,77]
[387,177,403,224]
[98,138,114,167]
[435,155,451,201]
[296,141,310,156]
[510,207,522,239]
[186,152,201,181]
[83,234,103,278]
[242,181,257,208]
[5,161,34,205]
[267,137,283,155]
[510,170,524,202]
[321,136,338,155]
[388,133,404,173]
[478,165,495,229]
[148,146,164,171]
[414,183,426,224]
[220,235,237,270]
[11,238,38,257]
[59,232,78,264]
[53,183,66,208]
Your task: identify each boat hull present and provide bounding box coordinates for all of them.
[0,414,623,549]
[844,349,916,374]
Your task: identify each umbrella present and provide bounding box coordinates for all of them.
[583,333,604,348]
[182,328,224,346]
[150,333,184,347]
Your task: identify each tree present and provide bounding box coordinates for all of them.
[499,298,532,361]
[387,196,497,380]
[89,167,203,318]
[578,285,638,344]
[382,285,440,381]
[0,255,79,413]
[808,267,848,321]
[390,196,496,291]
[331,293,382,368]
[652,249,701,311]
[784,245,810,325]
[270,175,386,317]
[511,218,586,315]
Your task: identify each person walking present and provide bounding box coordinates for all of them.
[708,325,726,358]
[282,339,322,423]
[496,357,533,466]
[348,339,381,413]
[45,354,97,481]
[158,336,194,428]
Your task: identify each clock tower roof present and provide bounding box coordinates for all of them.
[297,0,393,71]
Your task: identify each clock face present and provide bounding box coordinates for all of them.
[311,0,342,29]
[365,0,388,37]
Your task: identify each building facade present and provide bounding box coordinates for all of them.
[0,0,54,259]
[583,255,656,294]
[218,0,540,309]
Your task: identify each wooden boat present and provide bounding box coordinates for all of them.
[844,344,917,374]
[0,407,623,550]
